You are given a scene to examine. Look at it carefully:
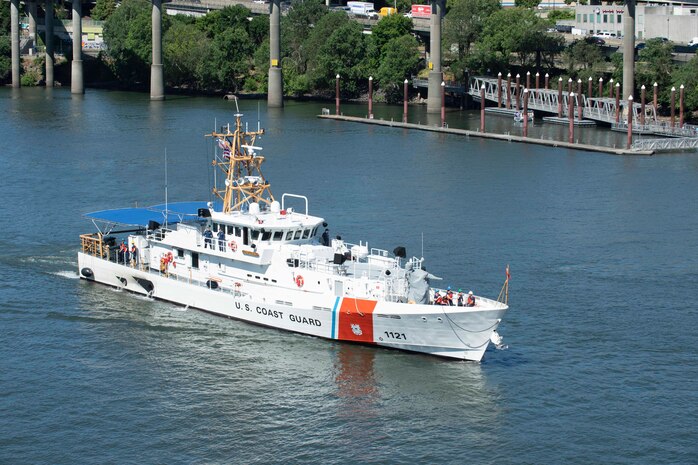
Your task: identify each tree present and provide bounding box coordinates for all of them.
[210,26,254,92]
[307,20,366,96]
[376,34,420,102]
[0,0,10,34]
[547,9,575,22]
[671,55,698,118]
[515,0,540,8]
[0,35,10,84]
[91,0,117,20]
[197,5,251,38]
[633,38,674,102]
[479,7,563,69]
[281,0,328,62]
[163,20,212,89]
[103,0,162,84]
[444,0,500,61]
[565,39,604,73]
[248,15,269,46]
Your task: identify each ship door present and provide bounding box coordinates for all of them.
[334,280,343,297]
[243,227,249,246]
[191,252,199,269]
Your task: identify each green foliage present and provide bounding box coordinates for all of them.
[103,0,161,84]
[91,0,117,20]
[444,0,500,60]
[634,38,673,103]
[565,39,604,73]
[0,1,10,34]
[363,13,413,77]
[281,0,328,59]
[197,5,251,38]
[21,67,42,86]
[671,56,698,118]
[164,21,212,89]
[376,34,419,102]
[479,7,562,68]
[547,9,575,22]
[210,26,254,92]
[515,0,540,8]
[307,20,366,96]
[249,16,269,46]
[0,35,10,83]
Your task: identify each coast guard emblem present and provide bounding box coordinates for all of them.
[351,324,363,336]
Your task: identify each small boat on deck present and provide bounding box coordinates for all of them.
[514,110,535,123]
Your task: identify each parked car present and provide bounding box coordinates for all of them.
[688,37,698,47]
[585,36,606,46]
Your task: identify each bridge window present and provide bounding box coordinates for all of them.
[293,230,302,240]
[261,230,272,241]
[273,231,283,241]
[285,230,293,240]
[302,229,311,239]
[251,229,260,241]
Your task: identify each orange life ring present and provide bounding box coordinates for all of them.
[295,275,304,288]
[229,240,237,252]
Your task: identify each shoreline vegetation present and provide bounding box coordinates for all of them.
[1,0,697,119]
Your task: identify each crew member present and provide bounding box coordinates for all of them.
[130,244,138,267]
[217,228,226,251]
[457,289,464,306]
[466,291,476,307]
[203,227,213,248]
[119,241,127,264]
[321,228,330,247]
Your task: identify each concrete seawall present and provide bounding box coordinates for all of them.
[317,114,655,156]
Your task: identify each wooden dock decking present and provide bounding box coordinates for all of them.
[317,114,655,156]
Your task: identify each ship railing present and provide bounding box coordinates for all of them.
[80,232,108,259]
[151,265,251,299]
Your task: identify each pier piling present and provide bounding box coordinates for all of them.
[45,0,54,87]
[268,0,283,107]
[480,85,486,133]
[557,78,563,118]
[11,0,19,88]
[506,73,512,109]
[627,95,633,149]
[523,89,529,138]
[368,76,374,119]
[335,74,340,115]
[615,83,620,123]
[568,92,575,144]
[440,81,445,127]
[598,77,603,98]
[150,0,165,100]
[670,87,676,129]
[680,84,685,128]
[515,74,520,111]
[497,72,502,108]
[641,85,646,125]
[403,79,408,123]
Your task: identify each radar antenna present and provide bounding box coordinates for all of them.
[207,110,273,214]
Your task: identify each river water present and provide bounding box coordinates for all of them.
[1,88,696,464]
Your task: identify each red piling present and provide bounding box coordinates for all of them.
[497,72,502,108]
[670,87,676,130]
[627,95,633,149]
[680,84,685,128]
[523,89,529,138]
[335,74,340,115]
[403,79,408,123]
[480,85,486,133]
[506,73,512,109]
[557,77,563,118]
[568,92,574,143]
[440,81,445,127]
[368,76,373,119]
[640,85,646,126]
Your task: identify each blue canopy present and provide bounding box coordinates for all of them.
[85,201,213,227]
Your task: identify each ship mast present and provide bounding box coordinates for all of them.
[208,113,274,214]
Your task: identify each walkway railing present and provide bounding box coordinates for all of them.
[632,138,698,151]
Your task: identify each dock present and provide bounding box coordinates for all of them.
[317,114,655,156]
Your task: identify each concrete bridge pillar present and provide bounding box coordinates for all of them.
[426,0,443,113]
[71,0,84,94]
[622,0,635,101]
[45,0,54,87]
[11,0,20,87]
[28,0,38,48]
[267,0,283,107]
[150,0,165,100]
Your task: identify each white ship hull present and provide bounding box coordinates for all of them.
[78,252,506,361]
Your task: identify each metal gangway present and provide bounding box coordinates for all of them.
[468,76,662,129]
[632,137,698,151]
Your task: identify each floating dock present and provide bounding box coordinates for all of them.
[318,114,654,156]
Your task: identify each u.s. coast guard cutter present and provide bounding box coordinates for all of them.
[78,112,509,361]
